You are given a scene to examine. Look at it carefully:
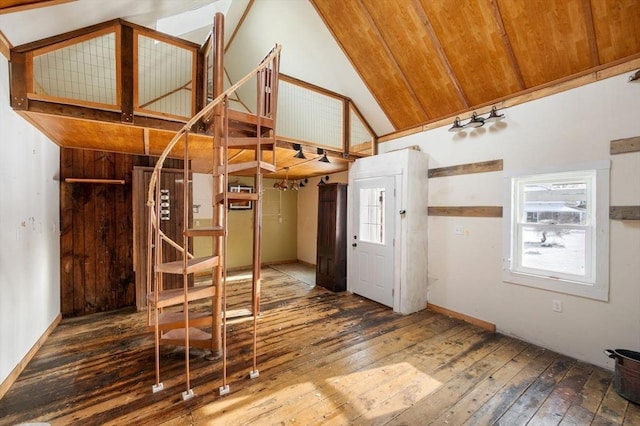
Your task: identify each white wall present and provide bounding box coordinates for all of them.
[0,56,61,385]
[297,171,349,265]
[379,73,640,370]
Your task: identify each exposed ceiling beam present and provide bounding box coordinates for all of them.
[412,0,469,108]
[358,0,431,121]
[225,0,254,54]
[0,0,74,15]
[490,0,526,90]
[581,0,600,67]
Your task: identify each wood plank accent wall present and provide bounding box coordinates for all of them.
[60,149,135,317]
[428,159,503,218]
[60,148,185,317]
[428,159,503,178]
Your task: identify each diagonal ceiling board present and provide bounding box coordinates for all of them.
[359,0,467,121]
[498,0,593,88]
[580,0,600,67]
[412,0,469,109]
[311,0,427,130]
[420,0,523,106]
[358,0,431,121]
[489,0,526,90]
[590,0,640,64]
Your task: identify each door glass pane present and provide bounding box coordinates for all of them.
[359,187,385,244]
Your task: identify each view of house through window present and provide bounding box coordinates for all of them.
[359,187,385,244]
[518,177,591,279]
[504,162,610,301]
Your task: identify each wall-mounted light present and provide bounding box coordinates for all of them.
[465,112,485,128]
[484,106,504,122]
[447,106,505,132]
[318,175,330,186]
[448,117,464,132]
[629,70,640,82]
[293,143,306,159]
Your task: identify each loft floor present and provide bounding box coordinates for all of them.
[1,267,638,425]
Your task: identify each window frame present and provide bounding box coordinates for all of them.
[502,161,610,301]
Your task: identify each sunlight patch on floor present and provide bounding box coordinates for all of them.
[327,362,442,420]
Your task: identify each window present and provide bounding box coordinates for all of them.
[359,187,385,244]
[503,161,610,301]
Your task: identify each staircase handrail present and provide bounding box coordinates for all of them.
[146,44,282,208]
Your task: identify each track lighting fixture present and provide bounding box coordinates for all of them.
[317,148,330,163]
[448,117,464,132]
[317,175,330,186]
[293,143,306,159]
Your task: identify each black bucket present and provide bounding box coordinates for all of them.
[605,349,640,404]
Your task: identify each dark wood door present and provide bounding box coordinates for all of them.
[316,183,347,291]
[60,149,135,317]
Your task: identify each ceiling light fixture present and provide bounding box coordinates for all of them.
[317,148,330,163]
[293,143,306,159]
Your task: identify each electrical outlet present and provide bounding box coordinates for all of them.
[552,299,563,313]
[454,224,464,235]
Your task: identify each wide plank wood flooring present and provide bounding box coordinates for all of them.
[1,267,638,425]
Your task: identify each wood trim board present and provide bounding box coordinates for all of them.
[427,303,496,333]
[610,206,640,221]
[428,206,503,217]
[610,136,640,155]
[428,159,503,178]
[0,313,61,400]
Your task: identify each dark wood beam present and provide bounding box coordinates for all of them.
[490,0,526,90]
[412,0,470,108]
[120,25,134,124]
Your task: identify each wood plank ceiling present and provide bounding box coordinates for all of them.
[311,0,640,133]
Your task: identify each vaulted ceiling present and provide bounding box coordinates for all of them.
[311,0,640,133]
[1,0,640,178]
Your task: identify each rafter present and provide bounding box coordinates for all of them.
[412,0,469,108]
[0,29,11,59]
[490,0,526,90]
[581,0,600,67]
[225,0,254,54]
[0,0,74,15]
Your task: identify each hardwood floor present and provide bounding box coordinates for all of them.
[1,267,638,425]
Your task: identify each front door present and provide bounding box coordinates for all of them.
[350,176,395,307]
